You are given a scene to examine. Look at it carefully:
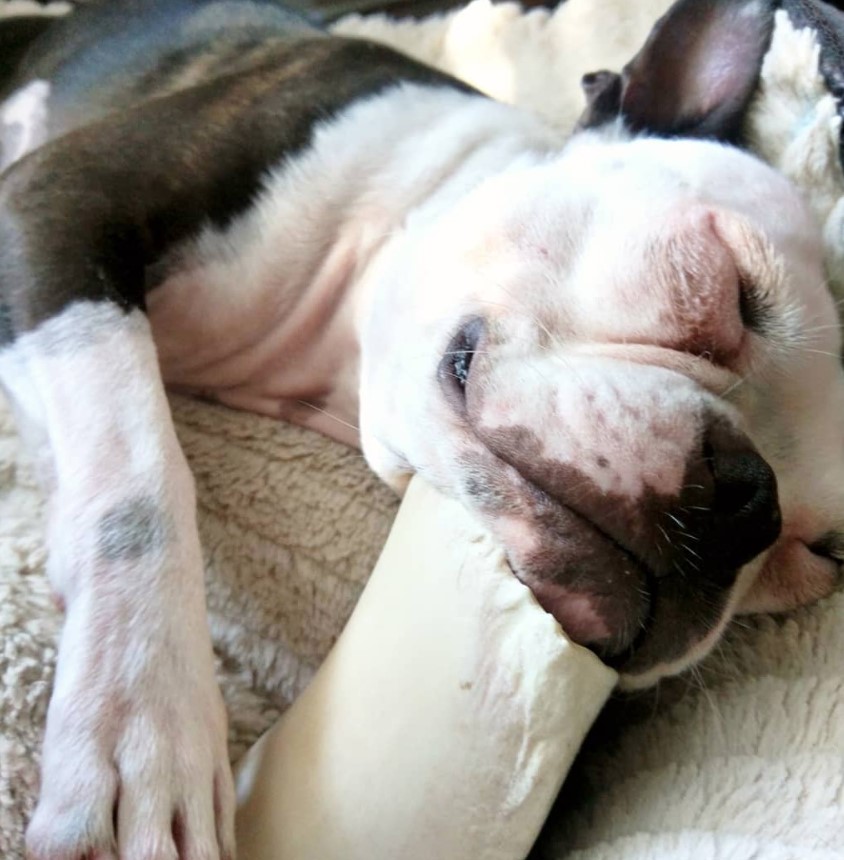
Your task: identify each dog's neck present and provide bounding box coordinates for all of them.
[148,83,559,445]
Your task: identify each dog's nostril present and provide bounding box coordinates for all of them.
[711,447,776,518]
[701,428,781,574]
[714,465,758,519]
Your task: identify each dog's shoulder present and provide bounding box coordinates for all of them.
[0,0,494,339]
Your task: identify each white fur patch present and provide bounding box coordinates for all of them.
[1,79,51,171]
[0,1,69,16]
[746,11,844,298]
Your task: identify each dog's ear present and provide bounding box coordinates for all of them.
[578,70,624,130]
[580,0,776,141]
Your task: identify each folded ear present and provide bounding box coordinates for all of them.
[581,0,776,141]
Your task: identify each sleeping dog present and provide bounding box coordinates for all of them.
[2,0,844,857]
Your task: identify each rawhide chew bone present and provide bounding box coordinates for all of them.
[234,475,617,860]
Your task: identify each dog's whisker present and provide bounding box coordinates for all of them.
[798,322,843,335]
[679,543,703,562]
[664,511,688,531]
[673,558,692,580]
[295,400,360,433]
[441,349,488,357]
[719,374,750,399]
[690,665,725,735]
[656,523,674,551]
[788,346,843,359]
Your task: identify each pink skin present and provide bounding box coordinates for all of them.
[576,207,749,367]
[744,507,843,614]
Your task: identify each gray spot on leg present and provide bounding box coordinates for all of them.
[97,495,170,562]
[0,302,14,346]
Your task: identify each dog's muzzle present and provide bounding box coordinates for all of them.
[477,414,781,673]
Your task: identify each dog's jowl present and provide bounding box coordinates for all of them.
[1,0,844,857]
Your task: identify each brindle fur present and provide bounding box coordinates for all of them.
[0,0,471,341]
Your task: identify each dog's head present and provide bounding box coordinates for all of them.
[359,0,844,686]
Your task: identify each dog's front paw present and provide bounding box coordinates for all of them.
[26,608,235,860]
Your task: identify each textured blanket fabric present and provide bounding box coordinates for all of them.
[1,1,843,858]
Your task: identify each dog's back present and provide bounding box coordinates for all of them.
[2,0,326,146]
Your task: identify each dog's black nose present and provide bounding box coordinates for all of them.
[677,419,781,584]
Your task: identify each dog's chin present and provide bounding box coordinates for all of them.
[512,558,650,664]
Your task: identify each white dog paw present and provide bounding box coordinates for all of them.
[27,609,235,860]
[27,696,235,860]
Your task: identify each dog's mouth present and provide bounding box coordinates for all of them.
[505,516,740,679]
[508,528,656,669]
[501,466,844,682]
[504,511,655,668]
[470,421,784,681]
[501,499,719,676]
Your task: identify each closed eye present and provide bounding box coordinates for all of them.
[738,275,773,334]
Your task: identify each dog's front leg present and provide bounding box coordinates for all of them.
[3,302,235,860]
[0,161,234,860]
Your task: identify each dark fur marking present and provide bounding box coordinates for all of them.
[96,495,170,562]
[474,417,778,577]
[0,16,55,97]
[0,1,476,340]
[577,70,623,130]
[0,301,13,347]
[578,0,775,142]
[459,444,652,660]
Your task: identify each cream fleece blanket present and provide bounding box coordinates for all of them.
[2,1,844,858]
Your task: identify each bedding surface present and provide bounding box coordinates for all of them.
[1,1,843,858]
